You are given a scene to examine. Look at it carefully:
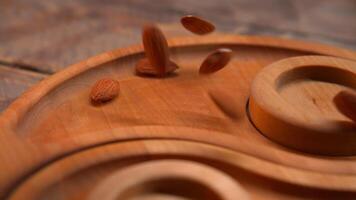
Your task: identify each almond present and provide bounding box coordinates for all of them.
[181,15,215,35]
[333,90,356,123]
[208,89,242,119]
[90,78,120,103]
[199,48,232,74]
[136,58,178,76]
[142,24,170,76]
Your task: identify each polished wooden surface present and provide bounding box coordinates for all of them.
[1,0,356,112]
[1,35,356,199]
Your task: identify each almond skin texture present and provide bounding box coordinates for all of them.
[142,24,170,76]
[333,90,356,123]
[90,78,120,103]
[199,48,232,74]
[208,90,242,119]
[136,58,178,76]
[181,15,215,35]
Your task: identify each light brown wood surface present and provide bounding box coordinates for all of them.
[1,35,356,199]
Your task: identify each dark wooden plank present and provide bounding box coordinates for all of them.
[0,65,47,112]
[1,0,356,73]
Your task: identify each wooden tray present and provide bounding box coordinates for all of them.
[1,34,356,199]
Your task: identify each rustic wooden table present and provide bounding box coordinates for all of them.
[1,0,356,112]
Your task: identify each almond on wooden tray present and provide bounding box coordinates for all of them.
[136,24,178,77]
[90,78,120,103]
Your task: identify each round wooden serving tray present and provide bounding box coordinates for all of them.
[1,34,356,199]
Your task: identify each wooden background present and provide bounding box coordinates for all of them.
[1,0,356,112]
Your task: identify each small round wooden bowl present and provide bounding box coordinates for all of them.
[1,35,356,199]
[249,56,356,155]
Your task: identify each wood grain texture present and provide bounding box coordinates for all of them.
[1,35,356,199]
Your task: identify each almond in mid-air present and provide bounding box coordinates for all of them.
[199,48,232,74]
[181,15,215,35]
[90,78,120,103]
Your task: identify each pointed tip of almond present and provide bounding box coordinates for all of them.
[90,78,120,103]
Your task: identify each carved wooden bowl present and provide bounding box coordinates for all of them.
[1,35,356,199]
